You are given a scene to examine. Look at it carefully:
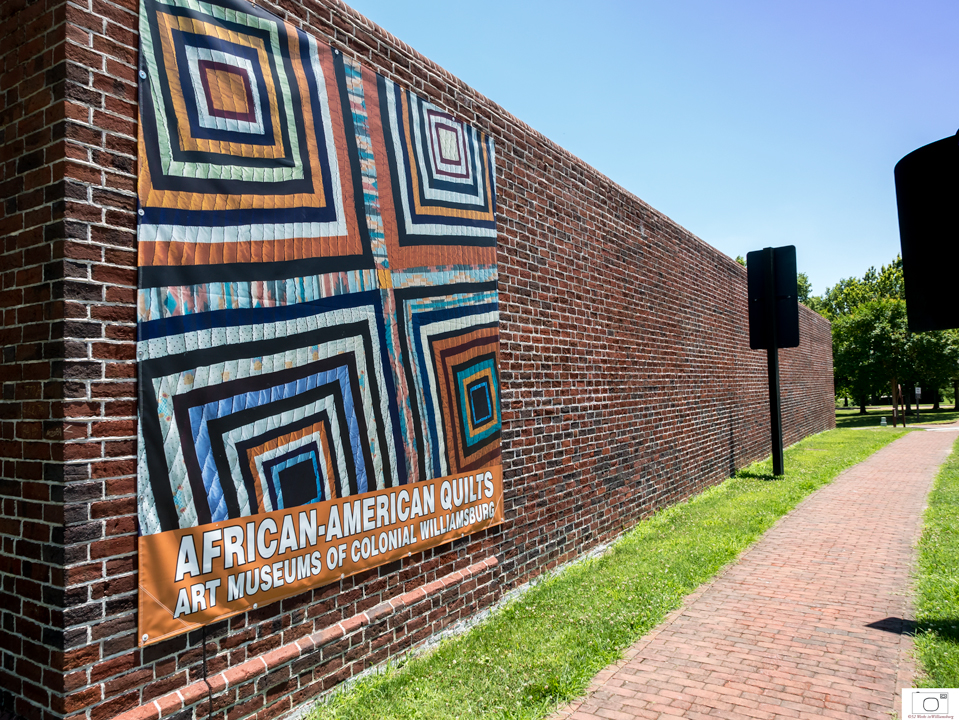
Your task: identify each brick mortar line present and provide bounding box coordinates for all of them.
[107,555,498,720]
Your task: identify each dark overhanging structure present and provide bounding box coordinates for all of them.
[895,131,959,332]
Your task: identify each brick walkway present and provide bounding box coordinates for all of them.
[552,429,958,720]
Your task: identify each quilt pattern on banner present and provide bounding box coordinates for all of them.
[137,0,500,537]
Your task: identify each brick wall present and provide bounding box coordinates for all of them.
[0,0,836,719]
[1,0,69,717]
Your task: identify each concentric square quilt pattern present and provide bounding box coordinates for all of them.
[136,0,500,537]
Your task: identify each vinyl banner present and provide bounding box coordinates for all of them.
[136,0,501,645]
[139,468,503,644]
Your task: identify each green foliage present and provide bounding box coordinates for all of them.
[796,271,812,304]
[815,256,959,405]
[914,330,959,396]
[814,256,904,320]
[914,437,959,688]
[832,298,910,401]
[309,428,908,720]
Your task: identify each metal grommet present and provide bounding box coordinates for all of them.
[139,70,147,79]
[138,208,144,216]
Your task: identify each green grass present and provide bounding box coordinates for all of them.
[836,407,959,429]
[914,435,959,688]
[309,428,909,720]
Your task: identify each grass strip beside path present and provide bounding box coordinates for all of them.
[914,435,959,687]
[310,428,909,720]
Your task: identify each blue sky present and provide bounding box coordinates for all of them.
[344,0,959,296]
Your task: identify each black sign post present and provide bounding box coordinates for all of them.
[747,246,800,476]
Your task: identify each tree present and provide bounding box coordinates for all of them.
[911,329,959,411]
[814,256,904,320]
[796,272,812,305]
[831,299,910,414]
[814,256,959,415]
[831,310,878,413]
[862,299,912,422]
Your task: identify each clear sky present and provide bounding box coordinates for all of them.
[344,0,959,296]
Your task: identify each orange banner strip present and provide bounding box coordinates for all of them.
[138,465,504,645]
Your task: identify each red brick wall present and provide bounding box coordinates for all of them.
[1,0,69,717]
[0,0,835,719]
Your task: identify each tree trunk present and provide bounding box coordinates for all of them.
[955,380,958,410]
[932,385,940,411]
[859,396,867,415]
[843,396,849,407]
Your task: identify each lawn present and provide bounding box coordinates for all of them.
[308,427,909,720]
[914,435,959,688]
[835,406,959,429]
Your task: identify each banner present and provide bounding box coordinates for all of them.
[136,0,501,645]
[139,468,503,644]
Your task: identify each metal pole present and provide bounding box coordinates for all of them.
[763,248,784,476]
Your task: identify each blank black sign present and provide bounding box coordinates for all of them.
[747,246,800,350]
[895,133,959,332]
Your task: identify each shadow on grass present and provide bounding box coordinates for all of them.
[835,413,894,429]
[735,469,781,482]
[916,620,959,643]
[835,408,959,430]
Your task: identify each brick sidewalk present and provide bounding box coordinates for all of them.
[552,429,958,720]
